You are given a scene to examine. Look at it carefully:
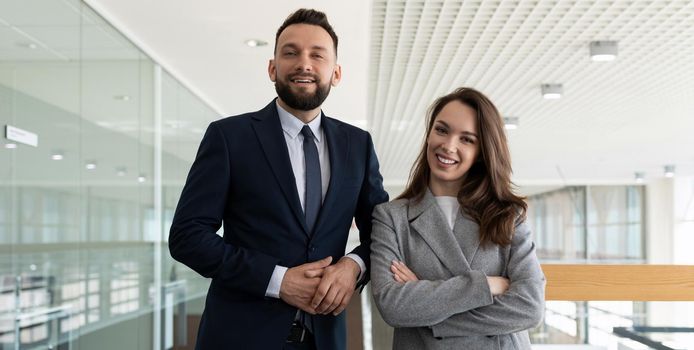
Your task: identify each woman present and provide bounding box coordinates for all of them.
[370,87,545,349]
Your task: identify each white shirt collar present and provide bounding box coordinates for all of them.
[276,100,323,143]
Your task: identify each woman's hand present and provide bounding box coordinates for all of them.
[390,261,419,283]
[486,276,510,296]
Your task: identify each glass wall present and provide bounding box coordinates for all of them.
[527,186,587,261]
[528,185,645,263]
[0,1,216,349]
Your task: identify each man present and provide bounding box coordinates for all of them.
[169,8,388,350]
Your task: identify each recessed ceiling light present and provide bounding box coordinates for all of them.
[113,95,131,101]
[4,143,17,149]
[137,174,147,183]
[590,41,618,62]
[541,84,563,99]
[51,151,64,160]
[116,167,127,177]
[503,117,519,130]
[664,165,675,178]
[245,39,268,47]
[634,172,645,184]
[85,161,97,170]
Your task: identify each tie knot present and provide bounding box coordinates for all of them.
[301,125,315,140]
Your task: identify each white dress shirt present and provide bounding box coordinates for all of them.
[265,101,366,298]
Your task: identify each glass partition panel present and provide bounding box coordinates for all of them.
[1,1,217,348]
[527,185,645,263]
[1,0,82,348]
[76,4,155,349]
[160,69,218,348]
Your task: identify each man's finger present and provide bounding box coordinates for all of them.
[311,279,331,308]
[325,290,352,314]
[301,305,317,315]
[322,293,342,314]
[332,292,352,316]
[304,268,325,278]
[306,256,333,270]
[317,286,339,314]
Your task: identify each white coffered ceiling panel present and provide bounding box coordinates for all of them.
[368,0,694,186]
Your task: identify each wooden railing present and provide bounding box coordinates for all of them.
[542,264,694,301]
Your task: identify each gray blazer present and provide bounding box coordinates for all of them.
[370,191,545,350]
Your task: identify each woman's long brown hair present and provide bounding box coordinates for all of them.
[397,87,527,247]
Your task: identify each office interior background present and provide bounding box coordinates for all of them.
[1,0,694,349]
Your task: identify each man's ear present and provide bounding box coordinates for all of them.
[331,64,342,87]
[268,59,276,82]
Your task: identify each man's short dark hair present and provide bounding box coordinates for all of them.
[275,8,338,57]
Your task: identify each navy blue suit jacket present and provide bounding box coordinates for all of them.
[169,100,388,349]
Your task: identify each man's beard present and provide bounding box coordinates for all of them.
[275,75,331,111]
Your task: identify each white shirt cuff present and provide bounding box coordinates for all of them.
[265,265,288,298]
[344,254,366,283]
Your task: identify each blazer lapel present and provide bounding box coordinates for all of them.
[408,190,471,275]
[250,101,308,235]
[312,116,348,234]
[453,212,481,266]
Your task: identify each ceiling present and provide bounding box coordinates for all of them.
[366,0,694,186]
[5,0,694,191]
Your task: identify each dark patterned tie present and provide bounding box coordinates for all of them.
[301,125,321,235]
[300,125,321,332]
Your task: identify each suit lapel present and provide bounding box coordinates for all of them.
[312,116,348,234]
[408,190,471,275]
[250,101,308,235]
[453,211,481,266]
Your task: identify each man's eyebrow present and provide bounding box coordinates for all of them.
[279,43,299,50]
[279,43,328,52]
